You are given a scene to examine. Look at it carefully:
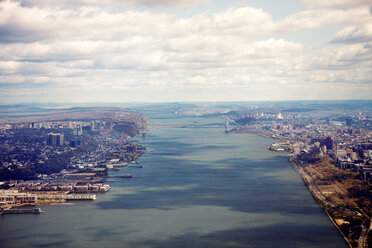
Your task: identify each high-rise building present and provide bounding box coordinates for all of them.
[321,136,335,150]
[57,134,64,146]
[277,113,283,119]
[47,133,64,146]
[104,121,113,131]
[74,125,83,136]
[346,117,352,127]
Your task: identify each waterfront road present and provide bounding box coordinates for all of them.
[359,221,372,248]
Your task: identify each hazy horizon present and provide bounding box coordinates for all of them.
[2,99,372,109]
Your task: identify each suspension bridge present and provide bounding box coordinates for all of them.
[225,117,242,133]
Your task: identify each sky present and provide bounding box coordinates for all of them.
[0,0,371,103]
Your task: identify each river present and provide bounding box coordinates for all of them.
[0,106,348,248]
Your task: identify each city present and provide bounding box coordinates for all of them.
[1,0,371,247]
[221,106,372,247]
[0,107,147,213]
[1,102,371,247]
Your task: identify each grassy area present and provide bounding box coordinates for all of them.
[305,157,371,217]
[303,156,372,247]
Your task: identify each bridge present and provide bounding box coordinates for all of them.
[142,118,242,132]
[225,118,242,133]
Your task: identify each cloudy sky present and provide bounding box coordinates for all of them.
[0,0,371,103]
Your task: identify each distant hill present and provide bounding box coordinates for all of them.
[0,105,148,134]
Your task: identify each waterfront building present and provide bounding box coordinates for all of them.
[0,190,37,206]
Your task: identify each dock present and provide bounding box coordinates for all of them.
[1,208,44,214]
[36,194,97,201]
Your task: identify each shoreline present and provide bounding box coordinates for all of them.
[233,129,360,247]
[288,156,353,248]
[231,127,371,248]
[1,133,146,214]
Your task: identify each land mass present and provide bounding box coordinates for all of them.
[219,104,372,248]
[179,101,372,248]
[0,105,148,213]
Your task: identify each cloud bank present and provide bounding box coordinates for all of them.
[0,0,371,102]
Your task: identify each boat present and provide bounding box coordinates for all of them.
[129,165,143,168]
[119,174,133,178]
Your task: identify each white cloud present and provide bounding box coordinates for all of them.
[17,0,206,8]
[332,23,372,44]
[297,0,372,9]
[277,7,371,32]
[0,0,371,102]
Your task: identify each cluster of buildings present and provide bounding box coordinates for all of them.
[182,107,231,116]
[0,116,146,212]
[0,120,114,140]
[1,117,145,175]
[235,112,372,182]
[12,181,110,193]
[0,190,37,207]
[0,189,100,212]
[241,112,284,120]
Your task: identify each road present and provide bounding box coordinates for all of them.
[359,221,371,248]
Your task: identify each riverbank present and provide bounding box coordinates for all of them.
[288,155,371,248]
[232,126,371,247]
[0,113,350,248]
[0,143,146,214]
[288,156,353,248]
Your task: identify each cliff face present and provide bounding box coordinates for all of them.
[113,122,140,137]
[0,106,147,124]
[112,111,148,137]
[0,105,149,138]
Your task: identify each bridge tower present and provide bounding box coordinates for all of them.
[225,118,229,133]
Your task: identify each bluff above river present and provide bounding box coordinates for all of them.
[0,105,149,138]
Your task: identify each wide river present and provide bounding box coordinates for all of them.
[0,108,348,248]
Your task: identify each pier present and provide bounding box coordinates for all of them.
[1,208,44,214]
[37,194,96,201]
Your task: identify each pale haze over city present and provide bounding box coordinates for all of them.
[0,0,371,103]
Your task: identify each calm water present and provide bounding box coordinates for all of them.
[0,110,348,248]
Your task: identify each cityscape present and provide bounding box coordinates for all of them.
[0,106,147,208]
[224,103,372,247]
[1,0,372,247]
[0,101,371,247]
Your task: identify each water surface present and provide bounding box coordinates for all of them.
[0,111,348,248]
